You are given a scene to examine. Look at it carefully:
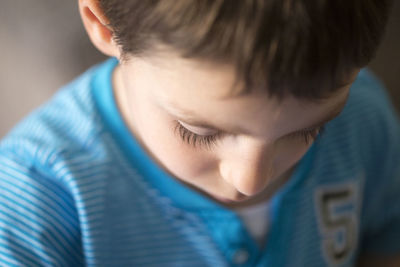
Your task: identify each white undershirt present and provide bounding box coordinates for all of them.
[235,200,270,247]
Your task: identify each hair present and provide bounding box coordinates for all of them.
[99,0,393,101]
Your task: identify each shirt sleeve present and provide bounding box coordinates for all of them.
[0,151,84,266]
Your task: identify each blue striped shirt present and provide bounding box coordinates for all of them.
[1,58,399,266]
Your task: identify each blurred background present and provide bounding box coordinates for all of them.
[0,1,399,138]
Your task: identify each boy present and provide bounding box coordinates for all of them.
[0,0,399,266]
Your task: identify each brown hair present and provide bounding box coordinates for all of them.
[99,0,393,101]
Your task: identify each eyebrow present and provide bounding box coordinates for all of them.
[164,94,349,136]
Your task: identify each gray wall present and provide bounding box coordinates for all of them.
[0,1,106,138]
[0,1,399,138]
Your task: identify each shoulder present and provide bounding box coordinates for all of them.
[311,68,400,230]
[300,70,400,266]
[318,68,400,195]
[341,70,400,257]
[344,68,398,135]
[344,68,400,175]
[0,61,116,172]
[346,68,399,140]
[0,60,119,208]
[319,68,399,167]
[0,62,113,265]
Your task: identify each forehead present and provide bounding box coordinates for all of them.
[124,54,354,137]
[132,52,353,100]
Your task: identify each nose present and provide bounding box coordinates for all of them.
[219,138,273,196]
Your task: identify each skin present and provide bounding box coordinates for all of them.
[112,55,352,207]
[79,0,354,207]
[79,0,400,265]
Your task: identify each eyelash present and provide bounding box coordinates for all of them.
[174,123,222,150]
[290,126,326,145]
[174,122,326,150]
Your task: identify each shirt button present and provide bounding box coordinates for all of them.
[233,248,250,265]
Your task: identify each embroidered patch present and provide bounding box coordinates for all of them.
[314,179,363,266]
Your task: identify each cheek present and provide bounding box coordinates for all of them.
[133,102,215,182]
[120,69,215,183]
[274,140,313,174]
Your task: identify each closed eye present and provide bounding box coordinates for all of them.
[284,125,326,145]
[174,121,326,150]
[174,122,223,150]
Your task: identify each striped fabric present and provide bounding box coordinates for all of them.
[0,58,399,266]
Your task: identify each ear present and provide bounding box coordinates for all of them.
[78,0,120,58]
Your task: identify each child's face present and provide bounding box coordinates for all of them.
[114,53,358,207]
